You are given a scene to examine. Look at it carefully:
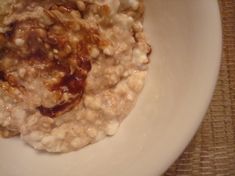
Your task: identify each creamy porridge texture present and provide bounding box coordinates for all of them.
[0,0,151,152]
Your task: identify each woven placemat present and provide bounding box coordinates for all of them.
[164,0,235,175]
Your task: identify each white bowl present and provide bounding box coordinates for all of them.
[0,0,222,176]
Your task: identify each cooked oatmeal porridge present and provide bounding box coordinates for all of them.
[0,0,151,152]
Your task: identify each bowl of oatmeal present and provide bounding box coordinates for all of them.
[0,0,151,152]
[0,0,221,175]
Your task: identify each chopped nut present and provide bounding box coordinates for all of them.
[15,38,25,46]
[76,1,86,11]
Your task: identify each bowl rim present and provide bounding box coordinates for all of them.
[157,1,223,174]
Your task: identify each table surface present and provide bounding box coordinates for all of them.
[164,0,235,175]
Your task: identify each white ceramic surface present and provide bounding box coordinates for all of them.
[0,0,222,176]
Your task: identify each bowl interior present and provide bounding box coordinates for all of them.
[0,0,222,176]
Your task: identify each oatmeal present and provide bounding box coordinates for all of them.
[0,0,151,152]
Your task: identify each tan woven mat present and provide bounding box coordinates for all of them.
[164,0,235,175]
